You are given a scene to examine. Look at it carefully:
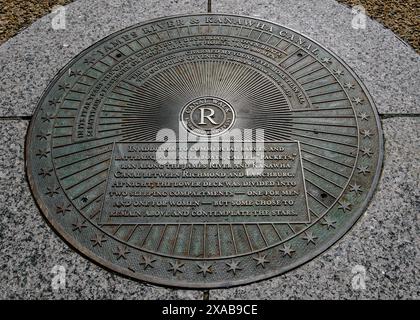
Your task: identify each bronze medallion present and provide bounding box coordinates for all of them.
[26,14,383,288]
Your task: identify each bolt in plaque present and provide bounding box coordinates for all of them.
[26,14,383,288]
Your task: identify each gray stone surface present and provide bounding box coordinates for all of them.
[0,120,202,299]
[0,0,207,117]
[1,118,417,299]
[209,117,419,299]
[213,0,420,115]
[0,0,418,300]
[1,0,419,117]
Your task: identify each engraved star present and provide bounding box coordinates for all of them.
[36,131,50,141]
[168,261,184,275]
[302,231,317,245]
[139,255,156,270]
[56,203,71,215]
[338,200,352,212]
[350,183,363,195]
[69,69,82,77]
[72,219,87,233]
[197,263,213,277]
[41,113,56,123]
[90,233,107,247]
[45,185,60,197]
[322,217,336,229]
[226,260,242,275]
[358,112,370,121]
[361,147,373,157]
[357,165,370,175]
[360,129,374,138]
[38,167,53,178]
[48,99,61,107]
[36,149,50,159]
[58,83,70,91]
[84,57,95,65]
[279,244,295,257]
[344,82,355,90]
[113,245,130,260]
[352,97,364,105]
[321,57,332,64]
[253,254,269,268]
[333,69,344,76]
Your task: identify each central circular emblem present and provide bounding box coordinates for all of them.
[181,96,235,136]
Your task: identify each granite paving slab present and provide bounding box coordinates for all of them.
[0,0,207,117]
[0,120,203,299]
[212,0,420,115]
[0,0,418,299]
[208,117,419,299]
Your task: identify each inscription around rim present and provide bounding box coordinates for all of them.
[26,14,383,288]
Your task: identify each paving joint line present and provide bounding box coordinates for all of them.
[0,116,32,121]
[380,113,420,119]
[0,114,419,122]
[203,290,210,300]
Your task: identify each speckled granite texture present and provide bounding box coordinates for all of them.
[212,0,419,115]
[0,0,419,299]
[0,118,418,299]
[210,117,419,300]
[0,0,419,117]
[0,120,203,299]
[0,0,208,117]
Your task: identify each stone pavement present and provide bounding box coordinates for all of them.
[0,0,418,299]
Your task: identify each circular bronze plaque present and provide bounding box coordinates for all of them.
[26,14,383,288]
